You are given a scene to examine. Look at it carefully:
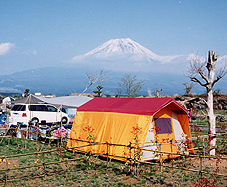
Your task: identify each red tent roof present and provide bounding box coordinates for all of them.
[77,97,187,116]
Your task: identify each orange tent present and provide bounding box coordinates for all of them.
[67,97,193,161]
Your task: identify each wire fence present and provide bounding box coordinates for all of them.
[0,128,227,185]
[0,119,227,184]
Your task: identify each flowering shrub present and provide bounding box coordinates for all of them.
[83,125,96,143]
[131,124,143,162]
[54,127,69,138]
[193,176,215,187]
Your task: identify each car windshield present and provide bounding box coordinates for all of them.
[11,105,26,111]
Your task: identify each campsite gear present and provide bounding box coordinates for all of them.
[67,97,193,161]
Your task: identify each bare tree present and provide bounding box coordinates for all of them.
[118,73,144,97]
[189,50,227,155]
[154,88,162,97]
[183,82,194,95]
[147,88,152,97]
[80,70,106,96]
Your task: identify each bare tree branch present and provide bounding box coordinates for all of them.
[183,82,194,94]
[212,75,222,87]
[80,70,106,96]
[118,73,144,97]
[216,60,227,78]
[188,54,206,76]
[190,77,206,87]
[198,69,209,83]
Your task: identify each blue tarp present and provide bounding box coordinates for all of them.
[0,114,7,125]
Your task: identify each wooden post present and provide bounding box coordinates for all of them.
[171,140,173,169]
[202,137,206,162]
[129,142,132,172]
[106,141,109,165]
[5,157,8,185]
[160,144,163,172]
[43,153,46,180]
[134,147,137,176]
[199,155,203,178]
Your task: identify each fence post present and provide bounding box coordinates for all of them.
[5,157,8,185]
[199,155,203,178]
[133,146,137,176]
[202,137,205,162]
[170,140,173,169]
[106,141,109,165]
[128,142,132,173]
[160,144,163,172]
[42,152,46,180]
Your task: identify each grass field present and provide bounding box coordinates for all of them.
[0,117,227,186]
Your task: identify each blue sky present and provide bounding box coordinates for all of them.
[1,0,227,75]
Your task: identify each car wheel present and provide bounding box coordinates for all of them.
[31,117,39,124]
[61,117,68,124]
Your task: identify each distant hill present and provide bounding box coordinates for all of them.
[0,66,205,96]
[0,93,21,97]
[1,38,227,96]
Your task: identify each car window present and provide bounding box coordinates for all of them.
[29,105,35,111]
[11,105,26,111]
[60,108,67,113]
[29,105,48,111]
[47,105,58,112]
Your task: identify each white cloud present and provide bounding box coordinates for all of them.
[23,49,38,56]
[0,42,15,56]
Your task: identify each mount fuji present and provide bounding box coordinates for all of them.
[73,38,180,63]
[71,38,186,74]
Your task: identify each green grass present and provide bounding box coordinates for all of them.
[0,134,226,186]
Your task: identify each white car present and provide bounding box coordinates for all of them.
[9,103,69,126]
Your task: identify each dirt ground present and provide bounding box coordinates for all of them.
[188,157,227,175]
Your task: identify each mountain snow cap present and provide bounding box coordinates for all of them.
[84,38,160,60]
[72,38,180,63]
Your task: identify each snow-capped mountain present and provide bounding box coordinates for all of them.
[72,38,180,63]
[1,38,227,96]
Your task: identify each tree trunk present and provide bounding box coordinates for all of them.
[207,87,216,156]
[206,51,217,156]
[190,50,224,156]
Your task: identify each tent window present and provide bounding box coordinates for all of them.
[154,118,172,134]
